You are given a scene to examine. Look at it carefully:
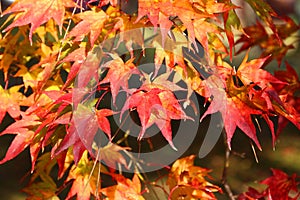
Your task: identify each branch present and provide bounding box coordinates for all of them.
[222,133,235,200]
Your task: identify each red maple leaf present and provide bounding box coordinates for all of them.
[236,51,285,89]
[200,75,262,149]
[274,62,300,95]
[236,16,299,64]
[55,105,114,163]
[208,54,300,147]
[0,113,41,166]
[95,0,118,7]
[3,0,78,44]
[95,109,115,140]
[237,187,265,200]
[261,169,300,199]
[274,62,300,134]
[61,46,87,89]
[121,84,191,150]
[54,120,87,164]
[239,169,300,200]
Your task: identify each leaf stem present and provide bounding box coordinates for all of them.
[168,185,179,200]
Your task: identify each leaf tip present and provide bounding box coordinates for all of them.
[170,143,178,151]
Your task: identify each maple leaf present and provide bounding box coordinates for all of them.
[136,0,215,47]
[191,0,235,55]
[67,8,108,47]
[53,109,91,164]
[136,0,173,35]
[121,83,192,150]
[193,18,222,55]
[236,21,268,54]
[239,169,300,200]
[222,2,242,61]
[107,7,149,57]
[0,113,41,165]
[61,46,87,89]
[56,108,98,163]
[97,143,129,169]
[0,85,22,124]
[151,29,188,76]
[55,122,87,164]
[54,149,71,179]
[200,75,262,149]
[136,0,234,53]
[3,0,78,44]
[244,0,280,42]
[235,52,292,140]
[248,85,300,140]
[100,56,140,104]
[96,0,118,7]
[206,54,299,147]
[76,46,103,89]
[261,169,300,199]
[121,88,162,138]
[56,105,114,163]
[274,62,300,134]
[236,16,299,64]
[95,109,115,140]
[18,54,60,93]
[141,71,186,94]
[173,61,206,101]
[23,152,59,199]
[167,155,221,199]
[0,28,59,96]
[237,59,300,137]
[66,151,108,200]
[274,62,300,95]
[237,187,265,200]
[236,51,285,89]
[101,174,145,200]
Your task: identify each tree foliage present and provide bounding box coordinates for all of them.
[0,0,299,199]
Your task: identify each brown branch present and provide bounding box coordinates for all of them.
[221,133,236,200]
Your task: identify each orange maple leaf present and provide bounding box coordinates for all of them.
[66,151,107,200]
[101,174,145,200]
[137,0,233,50]
[100,56,140,104]
[0,86,22,123]
[67,8,108,47]
[167,155,221,199]
[3,0,78,44]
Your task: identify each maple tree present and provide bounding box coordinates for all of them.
[0,0,300,199]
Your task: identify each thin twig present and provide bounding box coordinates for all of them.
[222,133,235,200]
[56,0,80,61]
